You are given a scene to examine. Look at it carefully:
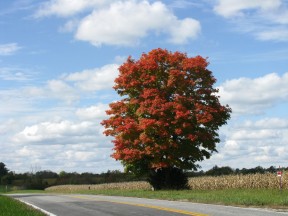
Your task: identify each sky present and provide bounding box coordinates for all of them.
[0,0,288,174]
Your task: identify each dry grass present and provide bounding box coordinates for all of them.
[45,173,285,192]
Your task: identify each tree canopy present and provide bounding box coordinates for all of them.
[102,48,231,174]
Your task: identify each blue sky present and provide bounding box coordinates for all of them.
[0,0,288,173]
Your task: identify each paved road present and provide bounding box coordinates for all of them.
[8,193,288,216]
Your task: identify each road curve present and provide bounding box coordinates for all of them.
[8,193,288,216]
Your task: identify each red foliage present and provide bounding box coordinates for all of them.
[102,48,231,170]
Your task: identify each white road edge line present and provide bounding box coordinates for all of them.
[17,199,57,216]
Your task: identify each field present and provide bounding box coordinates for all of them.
[46,172,285,192]
[188,173,284,190]
[0,195,46,216]
[43,173,288,208]
[2,173,285,210]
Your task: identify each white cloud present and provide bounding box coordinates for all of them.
[256,28,288,42]
[59,19,80,32]
[76,104,108,120]
[18,146,38,157]
[213,0,288,42]
[218,72,288,115]
[7,115,119,173]
[35,0,113,17]
[0,119,20,136]
[13,120,102,144]
[4,143,119,173]
[63,150,95,161]
[224,140,239,151]
[230,129,280,140]
[254,155,270,162]
[202,117,288,169]
[47,79,79,103]
[214,0,281,18]
[243,118,288,129]
[0,89,39,115]
[168,18,201,44]
[64,64,119,91]
[0,43,21,56]
[0,63,118,119]
[35,0,201,46]
[0,67,34,81]
[75,1,200,46]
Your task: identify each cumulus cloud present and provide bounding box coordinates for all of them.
[64,64,119,91]
[13,120,104,145]
[218,72,288,115]
[202,117,288,169]
[47,79,79,103]
[213,0,288,42]
[8,114,119,172]
[35,0,201,46]
[0,63,118,119]
[203,71,288,169]
[167,18,201,44]
[76,104,108,120]
[228,118,287,158]
[5,143,119,173]
[0,43,21,56]
[75,1,200,46]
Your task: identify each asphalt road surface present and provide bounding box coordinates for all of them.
[8,193,288,216]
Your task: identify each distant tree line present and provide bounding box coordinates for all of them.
[0,162,145,190]
[187,165,279,177]
[0,162,283,190]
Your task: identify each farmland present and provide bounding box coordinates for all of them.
[0,172,286,209]
[46,172,285,192]
[43,172,288,208]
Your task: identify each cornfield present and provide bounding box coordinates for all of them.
[45,173,285,192]
[188,173,285,190]
[45,181,151,192]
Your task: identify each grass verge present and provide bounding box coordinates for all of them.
[54,188,288,209]
[4,190,45,194]
[0,195,46,216]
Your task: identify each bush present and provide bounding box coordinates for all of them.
[148,167,188,190]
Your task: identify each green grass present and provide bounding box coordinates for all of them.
[4,190,45,194]
[0,195,46,216]
[59,188,288,209]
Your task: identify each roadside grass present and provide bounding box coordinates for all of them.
[0,195,46,216]
[55,188,288,208]
[0,186,44,194]
[4,190,45,194]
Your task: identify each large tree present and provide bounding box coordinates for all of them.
[102,48,231,189]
